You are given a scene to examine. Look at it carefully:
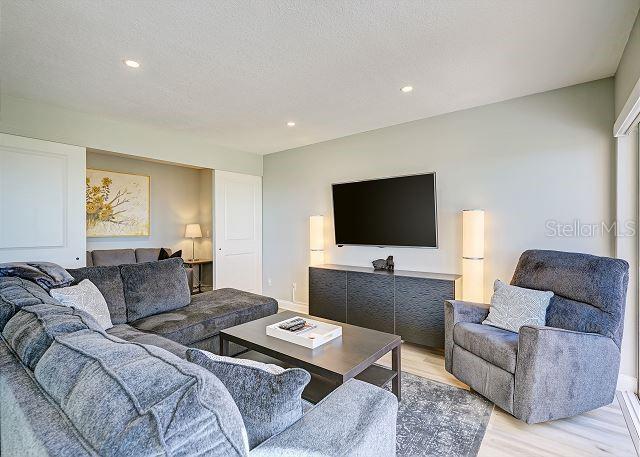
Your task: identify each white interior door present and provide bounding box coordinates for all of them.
[214,170,262,293]
[0,134,86,268]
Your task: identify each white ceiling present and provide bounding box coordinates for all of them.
[2,0,638,155]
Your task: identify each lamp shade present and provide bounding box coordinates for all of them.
[309,215,324,266]
[462,258,484,302]
[309,216,324,251]
[462,210,484,259]
[185,223,202,239]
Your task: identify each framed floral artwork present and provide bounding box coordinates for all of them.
[86,169,150,237]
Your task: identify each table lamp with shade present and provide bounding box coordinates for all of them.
[185,223,202,261]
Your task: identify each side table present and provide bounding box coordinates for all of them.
[183,259,213,293]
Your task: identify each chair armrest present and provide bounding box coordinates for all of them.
[514,325,621,423]
[249,379,398,457]
[444,300,490,372]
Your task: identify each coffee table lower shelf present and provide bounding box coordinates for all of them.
[237,350,397,404]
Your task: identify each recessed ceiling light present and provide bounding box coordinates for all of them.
[401,85,413,93]
[287,121,296,127]
[124,59,140,68]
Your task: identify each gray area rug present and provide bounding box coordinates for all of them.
[385,371,493,457]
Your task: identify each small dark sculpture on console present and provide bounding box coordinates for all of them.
[372,256,394,271]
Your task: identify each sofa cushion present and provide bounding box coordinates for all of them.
[135,248,165,263]
[67,265,127,325]
[454,322,519,373]
[121,258,190,321]
[0,339,94,457]
[131,288,278,346]
[90,249,136,266]
[0,277,60,332]
[34,330,249,456]
[482,279,553,333]
[159,248,183,260]
[106,324,187,359]
[51,279,113,330]
[187,349,310,449]
[2,304,101,370]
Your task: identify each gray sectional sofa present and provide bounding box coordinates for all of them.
[0,258,398,456]
[67,257,276,356]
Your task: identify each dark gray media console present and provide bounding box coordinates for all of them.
[309,264,461,348]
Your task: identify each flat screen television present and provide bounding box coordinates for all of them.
[332,173,437,248]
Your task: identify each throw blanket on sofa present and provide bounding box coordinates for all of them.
[0,262,74,291]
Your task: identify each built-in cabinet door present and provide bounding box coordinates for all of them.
[309,267,347,322]
[395,276,453,347]
[0,134,86,267]
[214,170,262,293]
[346,271,395,334]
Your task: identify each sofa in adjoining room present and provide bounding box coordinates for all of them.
[0,258,397,456]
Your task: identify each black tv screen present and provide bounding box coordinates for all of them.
[332,173,437,248]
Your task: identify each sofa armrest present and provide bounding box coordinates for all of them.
[514,325,621,423]
[444,300,490,372]
[249,379,398,457]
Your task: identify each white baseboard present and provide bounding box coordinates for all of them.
[276,299,309,314]
[619,374,638,393]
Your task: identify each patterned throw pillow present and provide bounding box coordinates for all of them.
[187,348,310,449]
[50,279,113,330]
[482,279,553,333]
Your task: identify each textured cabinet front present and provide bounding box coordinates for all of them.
[346,272,395,334]
[309,268,347,322]
[395,277,453,347]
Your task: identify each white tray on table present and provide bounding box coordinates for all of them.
[266,316,342,349]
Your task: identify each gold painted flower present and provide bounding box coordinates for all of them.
[98,206,113,221]
[86,202,100,214]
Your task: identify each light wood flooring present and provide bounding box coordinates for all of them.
[376,342,636,456]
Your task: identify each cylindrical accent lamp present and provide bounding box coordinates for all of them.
[462,210,485,302]
[309,215,325,266]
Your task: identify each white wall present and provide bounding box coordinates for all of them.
[86,150,213,260]
[0,95,262,176]
[262,79,633,376]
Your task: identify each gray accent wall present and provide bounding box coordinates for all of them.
[262,78,630,375]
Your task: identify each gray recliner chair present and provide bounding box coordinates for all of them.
[445,249,629,423]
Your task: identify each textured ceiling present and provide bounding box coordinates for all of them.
[1,0,638,154]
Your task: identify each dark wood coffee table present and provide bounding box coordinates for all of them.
[219,311,402,402]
